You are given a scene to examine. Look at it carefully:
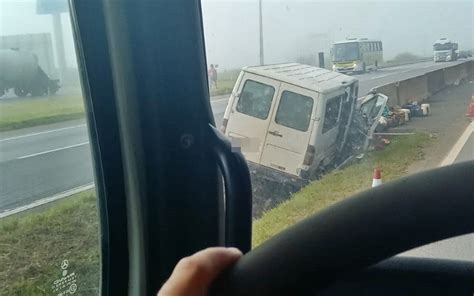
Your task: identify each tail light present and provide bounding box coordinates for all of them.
[220,118,228,133]
[303,144,315,166]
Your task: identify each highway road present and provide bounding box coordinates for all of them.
[402,122,474,262]
[0,59,471,215]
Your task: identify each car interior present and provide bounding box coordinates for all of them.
[0,0,472,295]
[71,1,473,294]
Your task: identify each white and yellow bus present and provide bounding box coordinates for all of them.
[331,38,383,74]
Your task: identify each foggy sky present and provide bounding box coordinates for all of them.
[1,0,473,70]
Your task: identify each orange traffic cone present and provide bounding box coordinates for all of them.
[372,168,382,188]
[466,95,474,117]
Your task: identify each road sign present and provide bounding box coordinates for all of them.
[37,0,68,15]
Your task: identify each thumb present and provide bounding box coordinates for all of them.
[158,247,242,296]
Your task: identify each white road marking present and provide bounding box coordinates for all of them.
[0,124,86,143]
[17,141,90,159]
[440,121,474,167]
[0,183,95,219]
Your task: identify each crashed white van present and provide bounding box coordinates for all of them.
[220,63,386,204]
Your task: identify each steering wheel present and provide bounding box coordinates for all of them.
[212,161,474,295]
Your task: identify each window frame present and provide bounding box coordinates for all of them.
[71,0,225,294]
[322,94,344,134]
[236,79,276,120]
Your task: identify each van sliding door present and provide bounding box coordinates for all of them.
[260,83,318,176]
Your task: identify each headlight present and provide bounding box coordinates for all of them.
[352,63,357,67]
[446,55,451,60]
[332,65,336,70]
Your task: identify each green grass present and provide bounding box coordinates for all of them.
[253,133,431,247]
[0,95,85,131]
[0,71,237,132]
[0,190,100,296]
[0,70,239,132]
[209,69,240,97]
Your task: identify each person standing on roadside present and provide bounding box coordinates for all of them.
[208,64,218,89]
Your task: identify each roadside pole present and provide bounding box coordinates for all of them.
[258,0,264,65]
[52,13,67,82]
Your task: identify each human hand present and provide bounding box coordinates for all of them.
[157,247,242,296]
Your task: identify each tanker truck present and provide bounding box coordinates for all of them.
[0,49,60,97]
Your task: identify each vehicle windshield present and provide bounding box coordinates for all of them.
[203,0,473,263]
[333,42,360,62]
[434,43,453,51]
[0,0,473,294]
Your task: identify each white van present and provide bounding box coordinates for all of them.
[221,63,386,185]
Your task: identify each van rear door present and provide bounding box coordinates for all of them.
[225,73,280,163]
[260,83,318,176]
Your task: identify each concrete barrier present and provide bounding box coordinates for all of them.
[371,60,473,107]
[465,60,473,80]
[427,69,445,95]
[443,63,468,86]
[376,83,398,106]
[397,75,429,106]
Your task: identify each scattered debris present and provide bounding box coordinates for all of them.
[402,101,424,117]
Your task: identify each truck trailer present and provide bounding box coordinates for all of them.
[0,49,60,97]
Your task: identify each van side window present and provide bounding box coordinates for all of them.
[275,91,313,132]
[236,80,275,119]
[322,95,343,133]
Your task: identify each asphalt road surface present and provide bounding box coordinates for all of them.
[402,122,474,262]
[0,60,471,215]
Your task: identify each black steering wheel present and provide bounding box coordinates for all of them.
[212,161,474,295]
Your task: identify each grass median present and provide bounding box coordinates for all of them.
[0,133,431,294]
[0,95,85,132]
[0,69,239,132]
[253,133,431,246]
[0,190,100,296]
[209,69,240,97]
